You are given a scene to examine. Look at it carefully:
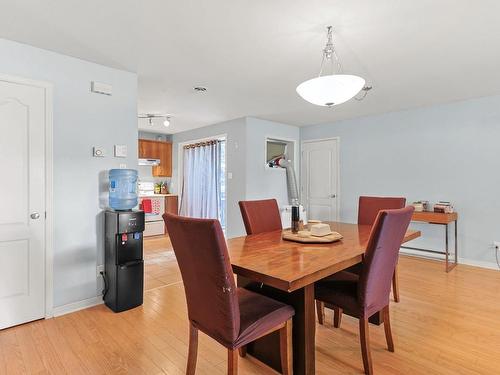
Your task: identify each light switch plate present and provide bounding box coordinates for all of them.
[93,147,105,157]
[114,144,127,158]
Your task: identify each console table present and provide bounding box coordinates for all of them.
[401,211,458,272]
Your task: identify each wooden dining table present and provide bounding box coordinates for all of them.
[226,221,421,375]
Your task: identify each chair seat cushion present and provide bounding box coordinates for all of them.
[233,288,294,348]
[315,271,361,316]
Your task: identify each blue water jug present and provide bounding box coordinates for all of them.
[109,169,138,210]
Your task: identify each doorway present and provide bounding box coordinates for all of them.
[0,74,53,329]
[301,138,340,222]
[142,135,227,291]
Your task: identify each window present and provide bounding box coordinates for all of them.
[179,138,227,229]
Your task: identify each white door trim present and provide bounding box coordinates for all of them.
[301,137,340,221]
[0,73,54,318]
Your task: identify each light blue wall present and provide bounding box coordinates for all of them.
[138,131,172,142]
[245,117,300,207]
[172,118,248,238]
[0,39,138,307]
[301,95,500,266]
[172,117,299,238]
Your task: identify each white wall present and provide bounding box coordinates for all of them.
[301,95,500,268]
[172,117,300,238]
[0,39,138,308]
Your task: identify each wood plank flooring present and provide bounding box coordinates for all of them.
[1,235,500,374]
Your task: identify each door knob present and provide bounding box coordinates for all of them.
[30,212,40,220]
[329,194,336,198]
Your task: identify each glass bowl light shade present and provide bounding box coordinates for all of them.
[296,74,365,106]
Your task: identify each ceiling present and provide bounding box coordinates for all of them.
[1,0,500,134]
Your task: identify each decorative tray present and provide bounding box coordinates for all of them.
[282,230,343,244]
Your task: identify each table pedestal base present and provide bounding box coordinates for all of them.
[237,276,316,375]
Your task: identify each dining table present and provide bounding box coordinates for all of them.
[226,221,421,375]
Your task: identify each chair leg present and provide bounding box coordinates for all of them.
[333,307,343,328]
[187,322,198,375]
[238,346,247,358]
[316,300,325,325]
[279,319,293,375]
[382,306,395,352]
[359,317,373,375]
[228,349,238,375]
[392,265,400,303]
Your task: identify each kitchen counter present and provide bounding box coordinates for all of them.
[138,194,177,197]
[139,194,179,237]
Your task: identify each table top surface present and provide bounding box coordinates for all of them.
[227,221,421,292]
[411,211,458,224]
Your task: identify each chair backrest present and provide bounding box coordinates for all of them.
[163,213,240,345]
[239,199,282,235]
[358,196,406,225]
[358,206,414,315]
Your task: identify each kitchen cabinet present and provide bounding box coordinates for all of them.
[138,139,160,159]
[164,195,179,235]
[138,139,172,177]
[152,142,172,177]
[165,195,178,215]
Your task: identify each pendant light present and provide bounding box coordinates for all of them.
[296,26,366,107]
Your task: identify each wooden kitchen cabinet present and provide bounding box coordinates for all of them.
[164,195,179,235]
[138,139,172,177]
[138,139,160,159]
[152,142,172,177]
[165,195,178,215]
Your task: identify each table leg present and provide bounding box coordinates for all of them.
[445,223,449,272]
[237,276,316,375]
[368,311,384,325]
[455,219,458,265]
[445,221,458,272]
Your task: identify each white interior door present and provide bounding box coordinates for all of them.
[0,78,46,329]
[301,139,339,222]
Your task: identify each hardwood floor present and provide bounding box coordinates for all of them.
[144,236,182,291]
[1,235,500,374]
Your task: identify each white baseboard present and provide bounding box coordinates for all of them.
[49,250,498,319]
[52,295,103,317]
[400,248,499,271]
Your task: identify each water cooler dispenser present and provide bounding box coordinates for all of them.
[104,210,145,312]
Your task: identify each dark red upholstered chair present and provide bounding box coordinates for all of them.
[359,196,406,303]
[315,206,414,375]
[163,213,294,375]
[238,199,282,235]
[317,196,407,326]
[358,196,407,226]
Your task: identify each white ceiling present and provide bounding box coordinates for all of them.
[1,0,500,134]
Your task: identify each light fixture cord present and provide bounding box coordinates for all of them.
[318,26,343,77]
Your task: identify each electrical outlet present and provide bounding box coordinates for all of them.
[494,242,500,249]
[97,264,104,277]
